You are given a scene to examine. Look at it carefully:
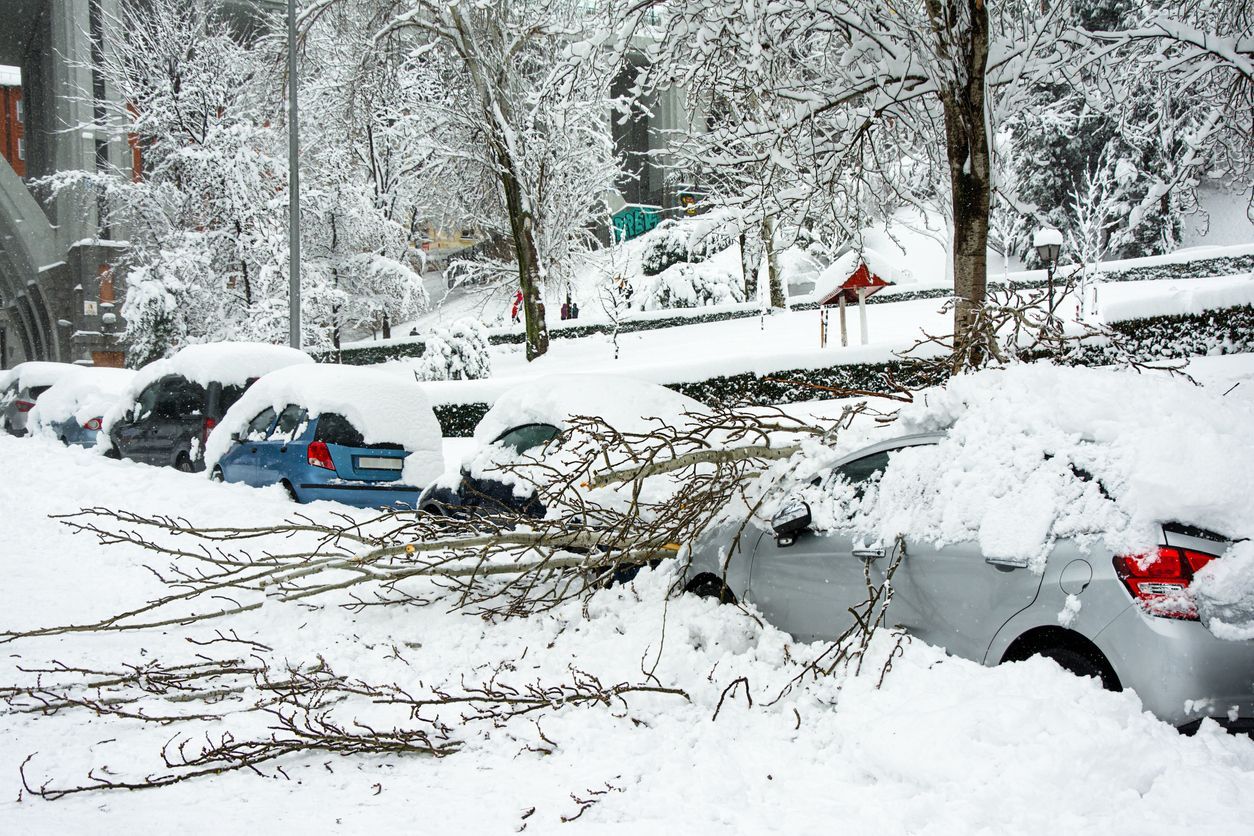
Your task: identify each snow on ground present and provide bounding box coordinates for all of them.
[2,421,1254,832]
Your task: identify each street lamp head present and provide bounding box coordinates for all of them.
[1033,227,1063,266]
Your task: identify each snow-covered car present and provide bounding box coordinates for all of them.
[104,343,313,471]
[0,361,81,437]
[417,374,705,518]
[27,366,137,447]
[683,364,1254,733]
[204,364,444,508]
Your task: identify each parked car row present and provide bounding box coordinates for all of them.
[3,351,1250,736]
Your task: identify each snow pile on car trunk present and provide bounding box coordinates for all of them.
[792,363,1254,570]
[104,342,313,432]
[1194,540,1254,641]
[28,367,136,434]
[205,363,444,486]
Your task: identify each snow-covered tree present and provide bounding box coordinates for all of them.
[411,319,491,381]
[371,0,625,362]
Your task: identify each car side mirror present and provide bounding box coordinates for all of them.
[771,500,812,546]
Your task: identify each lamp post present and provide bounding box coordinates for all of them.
[286,0,301,350]
[1033,227,1062,332]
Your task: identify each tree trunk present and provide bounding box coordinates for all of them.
[497,148,549,361]
[927,0,992,372]
[760,215,786,309]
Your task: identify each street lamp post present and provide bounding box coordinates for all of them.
[287,0,301,350]
[1033,227,1062,332]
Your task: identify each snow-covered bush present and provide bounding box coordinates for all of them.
[412,319,491,382]
[636,257,746,310]
[639,216,736,277]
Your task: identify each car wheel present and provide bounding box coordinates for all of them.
[104,447,121,460]
[210,466,224,483]
[175,454,196,473]
[1035,646,1120,692]
[281,481,299,502]
[684,574,737,605]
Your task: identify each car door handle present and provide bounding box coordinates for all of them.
[852,548,886,561]
[985,556,1029,569]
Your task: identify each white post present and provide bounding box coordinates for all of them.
[838,295,848,347]
[858,287,869,345]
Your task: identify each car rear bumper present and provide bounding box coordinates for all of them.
[298,481,421,509]
[1095,604,1254,730]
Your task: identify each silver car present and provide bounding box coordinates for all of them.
[684,433,1254,733]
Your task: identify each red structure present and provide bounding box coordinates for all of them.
[817,262,891,306]
[0,80,25,178]
[817,260,893,348]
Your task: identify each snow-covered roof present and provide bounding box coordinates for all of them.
[105,342,313,432]
[811,248,900,303]
[28,367,135,434]
[0,361,81,393]
[473,374,706,446]
[205,363,444,487]
[1033,227,1064,248]
[0,65,19,87]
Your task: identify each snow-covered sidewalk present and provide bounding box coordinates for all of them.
[1,435,1252,833]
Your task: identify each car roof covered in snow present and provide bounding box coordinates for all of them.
[205,363,444,487]
[28,367,136,431]
[0,361,82,392]
[473,374,705,446]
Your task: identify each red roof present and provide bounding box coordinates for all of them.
[818,262,891,305]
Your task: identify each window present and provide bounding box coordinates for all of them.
[16,137,24,161]
[245,407,277,440]
[133,383,162,421]
[834,451,891,486]
[219,384,247,414]
[314,413,366,448]
[154,376,206,418]
[15,100,22,124]
[28,385,51,399]
[274,404,308,440]
[492,423,561,455]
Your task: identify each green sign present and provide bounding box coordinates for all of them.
[612,204,662,242]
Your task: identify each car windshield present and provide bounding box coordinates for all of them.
[493,423,561,455]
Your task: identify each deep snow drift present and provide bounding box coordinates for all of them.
[2,400,1253,832]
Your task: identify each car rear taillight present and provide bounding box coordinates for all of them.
[201,417,216,446]
[1113,546,1219,621]
[307,441,335,471]
[15,400,34,413]
[83,417,102,431]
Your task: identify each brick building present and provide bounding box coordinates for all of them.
[0,65,23,179]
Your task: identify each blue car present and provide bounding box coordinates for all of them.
[211,405,422,509]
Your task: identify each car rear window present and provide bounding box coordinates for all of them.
[493,423,561,455]
[156,377,207,418]
[314,413,403,450]
[29,386,51,399]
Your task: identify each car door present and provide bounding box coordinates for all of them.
[256,404,307,487]
[747,447,910,643]
[115,382,163,462]
[234,407,278,484]
[851,440,1047,663]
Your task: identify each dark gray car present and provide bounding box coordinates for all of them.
[108,375,248,471]
[684,433,1254,733]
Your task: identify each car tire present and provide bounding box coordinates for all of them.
[1035,646,1120,692]
[175,454,196,473]
[210,466,224,483]
[281,480,299,502]
[685,574,737,605]
[104,447,120,460]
